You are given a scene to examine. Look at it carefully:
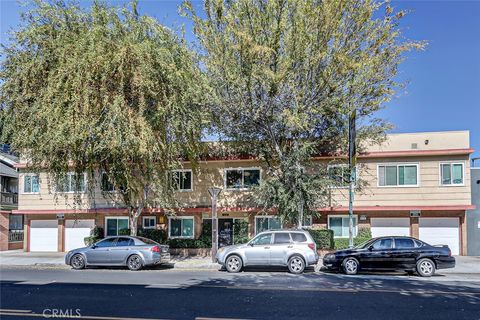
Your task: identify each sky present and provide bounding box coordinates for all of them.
[1,0,479,160]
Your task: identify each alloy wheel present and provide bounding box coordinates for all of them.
[128,255,142,271]
[345,259,358,274]
[290,257,304,273]
[227,257,241,272]
[71,254,85,269]
[420,260,434,275]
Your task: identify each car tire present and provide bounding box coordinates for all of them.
[225,255,243,273]
[288,255,305,274]
[416,258,435,277]
[70,254,86,270]
[127,254,143,271]
[342,257,359,275]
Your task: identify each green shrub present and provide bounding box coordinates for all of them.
[118,228,130,236]
[167,222,212,248]
[308,229,334,249]
[83,226,104,246]
[334,228,372,250]
[138,228,168,244]
[233,219,250,244]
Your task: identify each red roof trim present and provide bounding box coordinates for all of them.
[12,204,475,215]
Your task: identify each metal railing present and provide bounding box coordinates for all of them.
[8,230,24,242]
[0,192,18,205]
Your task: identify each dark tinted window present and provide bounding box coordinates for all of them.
[290,233,307,243]
[372,238,393,250]
[395,238,415,249]
[250,233,272,246]
[96,238,117,248]
[274,233,291,244]
[135,237,158,245]
[116,237,134,246]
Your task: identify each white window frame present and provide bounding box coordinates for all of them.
[104,216,129,237]
[327,164,358,189]
[172,169,193,192]
[327,214,358,238]
[377,163,420,188]
[254,215,281,234]
[142,216,157,229]
[56,172,87,193]
[22,174,40,194]
[224,167,262,191]
[439,162,465,187]
[302,216,313,229]
[168,216,195,239]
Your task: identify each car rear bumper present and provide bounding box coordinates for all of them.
[436,256,455,269]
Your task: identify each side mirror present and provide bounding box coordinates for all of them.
[91,244,97,249]
[368,246,373,251]
[248,242,254,247]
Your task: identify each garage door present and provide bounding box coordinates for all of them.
[65,219,95,251]
[371,218,410,238]
[30,220,58,252]
[419,218,460,255]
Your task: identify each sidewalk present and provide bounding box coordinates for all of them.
[0,250,219,270]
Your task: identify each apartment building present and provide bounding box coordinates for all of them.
[467,161,480,255]
[13,131,474,255]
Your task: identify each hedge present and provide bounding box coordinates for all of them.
[334,228,372,250]
[307,229,334,250]
[83,226,104,246]
[233,220,250,244]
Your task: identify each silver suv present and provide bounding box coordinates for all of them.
[215,230,318,274]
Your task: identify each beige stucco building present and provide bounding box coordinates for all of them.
[12,131,475,255]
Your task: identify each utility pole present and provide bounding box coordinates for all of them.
[208,187,222,262]
[348,109,357,248]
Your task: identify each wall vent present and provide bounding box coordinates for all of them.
[411,143,418,149]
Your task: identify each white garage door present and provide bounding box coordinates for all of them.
[65,219,95,251]
[30,220,58,252]
[419,218,460,255]
[371,218,410,238]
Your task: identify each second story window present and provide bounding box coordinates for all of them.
[56,173,86,193]
[440,163,464,185]
[378,164,418,187]
[172,170,192,191]
[225,168,260,190]
[328,164,356,187]
[101,173,115,192]
[23,175,39,193]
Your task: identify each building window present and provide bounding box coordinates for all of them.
[101,173,115,192]
[328,215,358,238]
[169,217,194,238]
[225,168,260,190]
[328,164,355,187]
[142,216,157,229]
[302,216,313,228]
[378,164,418,187]
[172,170,193,191]
[255,216,281,234]
[23,175,39,193]
[105,217,129,236]
[56,173,86,193]
[440,163,464,185]
[9,214,23,230]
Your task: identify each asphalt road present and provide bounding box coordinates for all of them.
[1,266,479,320]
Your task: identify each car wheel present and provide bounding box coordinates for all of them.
[416,258,435,277]
[342,257,359,275]
[288,255,305,274]
[225,255,243,273]
[127,254,143,271]
[70,254,86,270]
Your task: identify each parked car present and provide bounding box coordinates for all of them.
[322,236,455,277]
[65,236,170,271]
[215,230,319,274]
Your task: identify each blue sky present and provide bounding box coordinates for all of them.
[1,0,479,159]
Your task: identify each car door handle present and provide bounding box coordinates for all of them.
[264,247,270,249]
[287,245,293,248]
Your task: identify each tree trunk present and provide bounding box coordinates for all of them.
[129,207,143,236]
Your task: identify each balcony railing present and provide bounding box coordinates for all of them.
[8,230,24,242]
[1,192,18,205]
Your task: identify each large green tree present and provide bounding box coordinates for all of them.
[0,0,211,235]
[184,0,425,226]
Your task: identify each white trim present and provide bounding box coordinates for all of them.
[377,163,420,188]
[172,169,193,192]
[168,216,195,239]
[104,216,129,237]
[21,173,40,194]
[142,216,157,229]
[327,214,358,238]
[254,215,280,234]
[302,216,313,228]
[439,161,465,187]
[224,167,262,191]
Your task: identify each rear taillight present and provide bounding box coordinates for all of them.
[308,243,315,251]
[151,246,160,253]
[448,248,452,257]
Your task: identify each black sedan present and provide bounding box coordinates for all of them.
[322,236,455,277]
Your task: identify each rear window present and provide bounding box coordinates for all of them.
[135,237,158,245]
[274,233,291,244]
[290,233,307,243]
[414,240,424,247]
[395,238,415,249]
[116,238,134,246]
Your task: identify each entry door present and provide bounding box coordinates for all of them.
[218,219,234,248]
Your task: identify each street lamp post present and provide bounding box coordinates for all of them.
[208,187,222,262]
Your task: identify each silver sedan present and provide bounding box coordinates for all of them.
[65,236,170,271]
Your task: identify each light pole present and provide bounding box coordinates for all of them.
[208,187,222,262]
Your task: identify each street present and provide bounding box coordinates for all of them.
[1,266,479,320]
